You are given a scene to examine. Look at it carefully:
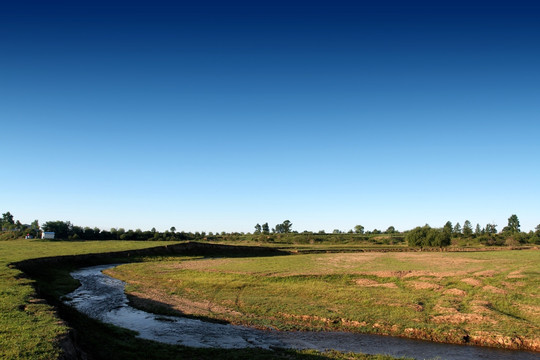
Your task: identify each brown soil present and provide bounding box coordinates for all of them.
[443,288,467,296]
[461,278,482,286]
[408,281,441,290]
[431,313,491,324]
[469,331,540,351]
[483,285,507,294]
[125,286,540,352]
[363,270,470,278]
[433,304,459,314]
[518,304,540,317]
[470,300,493,314]
[508,270,526,279]
[473,270,498,277]
[355,278,398,288]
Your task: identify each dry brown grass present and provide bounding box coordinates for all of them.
[355,278,398,288]
[461,278,482,286]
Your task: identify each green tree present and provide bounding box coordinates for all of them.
[262,222,269,234]
[254,223,262,234]
[354,225,364,234]
[406,226,430,247]
[385,226,396,234]
[443,221,453,236]
[170,226,176,233]
[506,214,520,233]
[475,223,482,235]
[463,220,473,237]
[2,212,15,226]
[443,221,453,233]
[453,222,462,235]
[282,220,292,233]
[42,221,73,239]
[485,223,497,234]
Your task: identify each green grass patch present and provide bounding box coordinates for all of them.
[108,250,540,350]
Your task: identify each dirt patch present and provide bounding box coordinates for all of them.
[341,319,368,327]
[507,270,526,279]
[469,331,540,351]
[362,270,470,278]
[355,278,397,288]
[501,281,525,289]
[473,270,498,277]
[317,253,384,269]
[461,278,482,286]
[390,253,485,266]
[431,313,491,325]
[407,281,441,290]
[518,304,540,317]
[443,288,466,296]
[483,285,507,294]
[470,300,493,314]
[434,304,459,314]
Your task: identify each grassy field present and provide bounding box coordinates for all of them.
[0,239,185,360]
[107,249,540,351]
[0,239,411,360]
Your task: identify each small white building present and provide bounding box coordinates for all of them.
[42,232,55,239]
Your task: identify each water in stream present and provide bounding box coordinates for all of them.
[65,265,538,360]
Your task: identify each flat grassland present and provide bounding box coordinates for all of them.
[107,250,540,351]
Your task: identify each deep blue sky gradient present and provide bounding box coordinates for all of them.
[2,1,539,232]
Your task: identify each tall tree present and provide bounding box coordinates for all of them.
[444,221,453,233]
[506,214,520,233]
[2,212,14,225]
[485,223,497,234]
[281,220,292,233]
[262,222,269,234]
[254,223,261,234]
[453,222,462,235]
[354,225,364,234]
[463,220,473,237]
[475,223,482,235]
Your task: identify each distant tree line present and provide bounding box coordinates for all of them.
[39,221,206,241]
[405,215,540,247]
[2,211,539,246]
[254,220,292,234]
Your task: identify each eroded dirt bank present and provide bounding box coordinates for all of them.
[122,281,540,352]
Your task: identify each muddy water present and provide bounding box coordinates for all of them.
[65,265,537,360]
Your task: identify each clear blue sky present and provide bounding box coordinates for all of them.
[1,1,539,233]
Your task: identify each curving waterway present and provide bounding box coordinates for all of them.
[65,265,538,360]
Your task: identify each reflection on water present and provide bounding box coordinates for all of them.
[65,265,538,360]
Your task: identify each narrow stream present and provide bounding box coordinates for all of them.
[64,265,538,360]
